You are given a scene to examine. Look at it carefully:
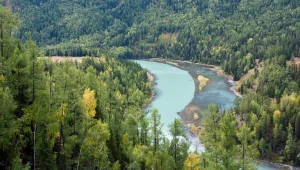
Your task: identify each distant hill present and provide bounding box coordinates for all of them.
[6,0,300,79]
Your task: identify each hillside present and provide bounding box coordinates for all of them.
[1,0,300,168]
[5,0,300,80]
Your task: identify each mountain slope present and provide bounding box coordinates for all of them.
[7,0,300,80]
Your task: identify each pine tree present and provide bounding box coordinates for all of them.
[284,123,296,160]
[237,124,259,170]
[169,118,188,169]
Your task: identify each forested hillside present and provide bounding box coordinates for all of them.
[0,5,192,169]
[2,0,300,168]
[5,0,300,80]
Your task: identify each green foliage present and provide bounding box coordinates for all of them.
[200,104,259,169]
[0,4,19,64]
[5,0,300,81]
[0,88,23,167]
[2,0,300,167]
[77,121,110,169]
[284,123,296,160]
[150,108,162,154]
[259,138,266,155]
[237,124,259,170]
[219,112,239,169]
[258,62,290,99]
[11,157,30,170]
[236,92,300,164]
[0,5,192,169]
[168,119,188,169]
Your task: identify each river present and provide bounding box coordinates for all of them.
[134,60,282,170]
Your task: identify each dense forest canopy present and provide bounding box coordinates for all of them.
[4,0,300,80]
[1,0,300,169]
[0,4,193,169]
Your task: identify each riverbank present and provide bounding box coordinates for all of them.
[148,58,239,126]
[150,58,242,97]
[145,59,298,170]
[150,58,207,126]
[146,70,156,102]
[147,72,154,82]
[141,59,202,131]
[47,56,84,62]
[147,59,208,136]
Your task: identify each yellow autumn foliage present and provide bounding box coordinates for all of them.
[273,110,281,124]
[274,110,281,116]
[0,75,5,82]
[99,56,107,63]
[183,153,201,170]
[115,91,124,104]
[252,113,258,120]
[122,133,129,146]
[289,94,298,107]
[59,103,67,125]
[290,96,296,102]
[82,88,97,118]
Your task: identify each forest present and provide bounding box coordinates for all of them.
[7,0,300,80]
[0,5,193,169]
[1,0,300,169]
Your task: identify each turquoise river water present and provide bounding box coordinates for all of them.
[134,60,280,170]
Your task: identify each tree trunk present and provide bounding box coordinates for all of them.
[242,144,245,170]
[174,122,177,166]
[74,108,76,133]
[0,18,3,60]
[33,123,36,170]
[0,18,4,71]
[32,59,35,103]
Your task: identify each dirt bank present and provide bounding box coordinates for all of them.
[48,56,84,62]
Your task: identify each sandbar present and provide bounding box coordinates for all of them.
[197,75,209,91]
